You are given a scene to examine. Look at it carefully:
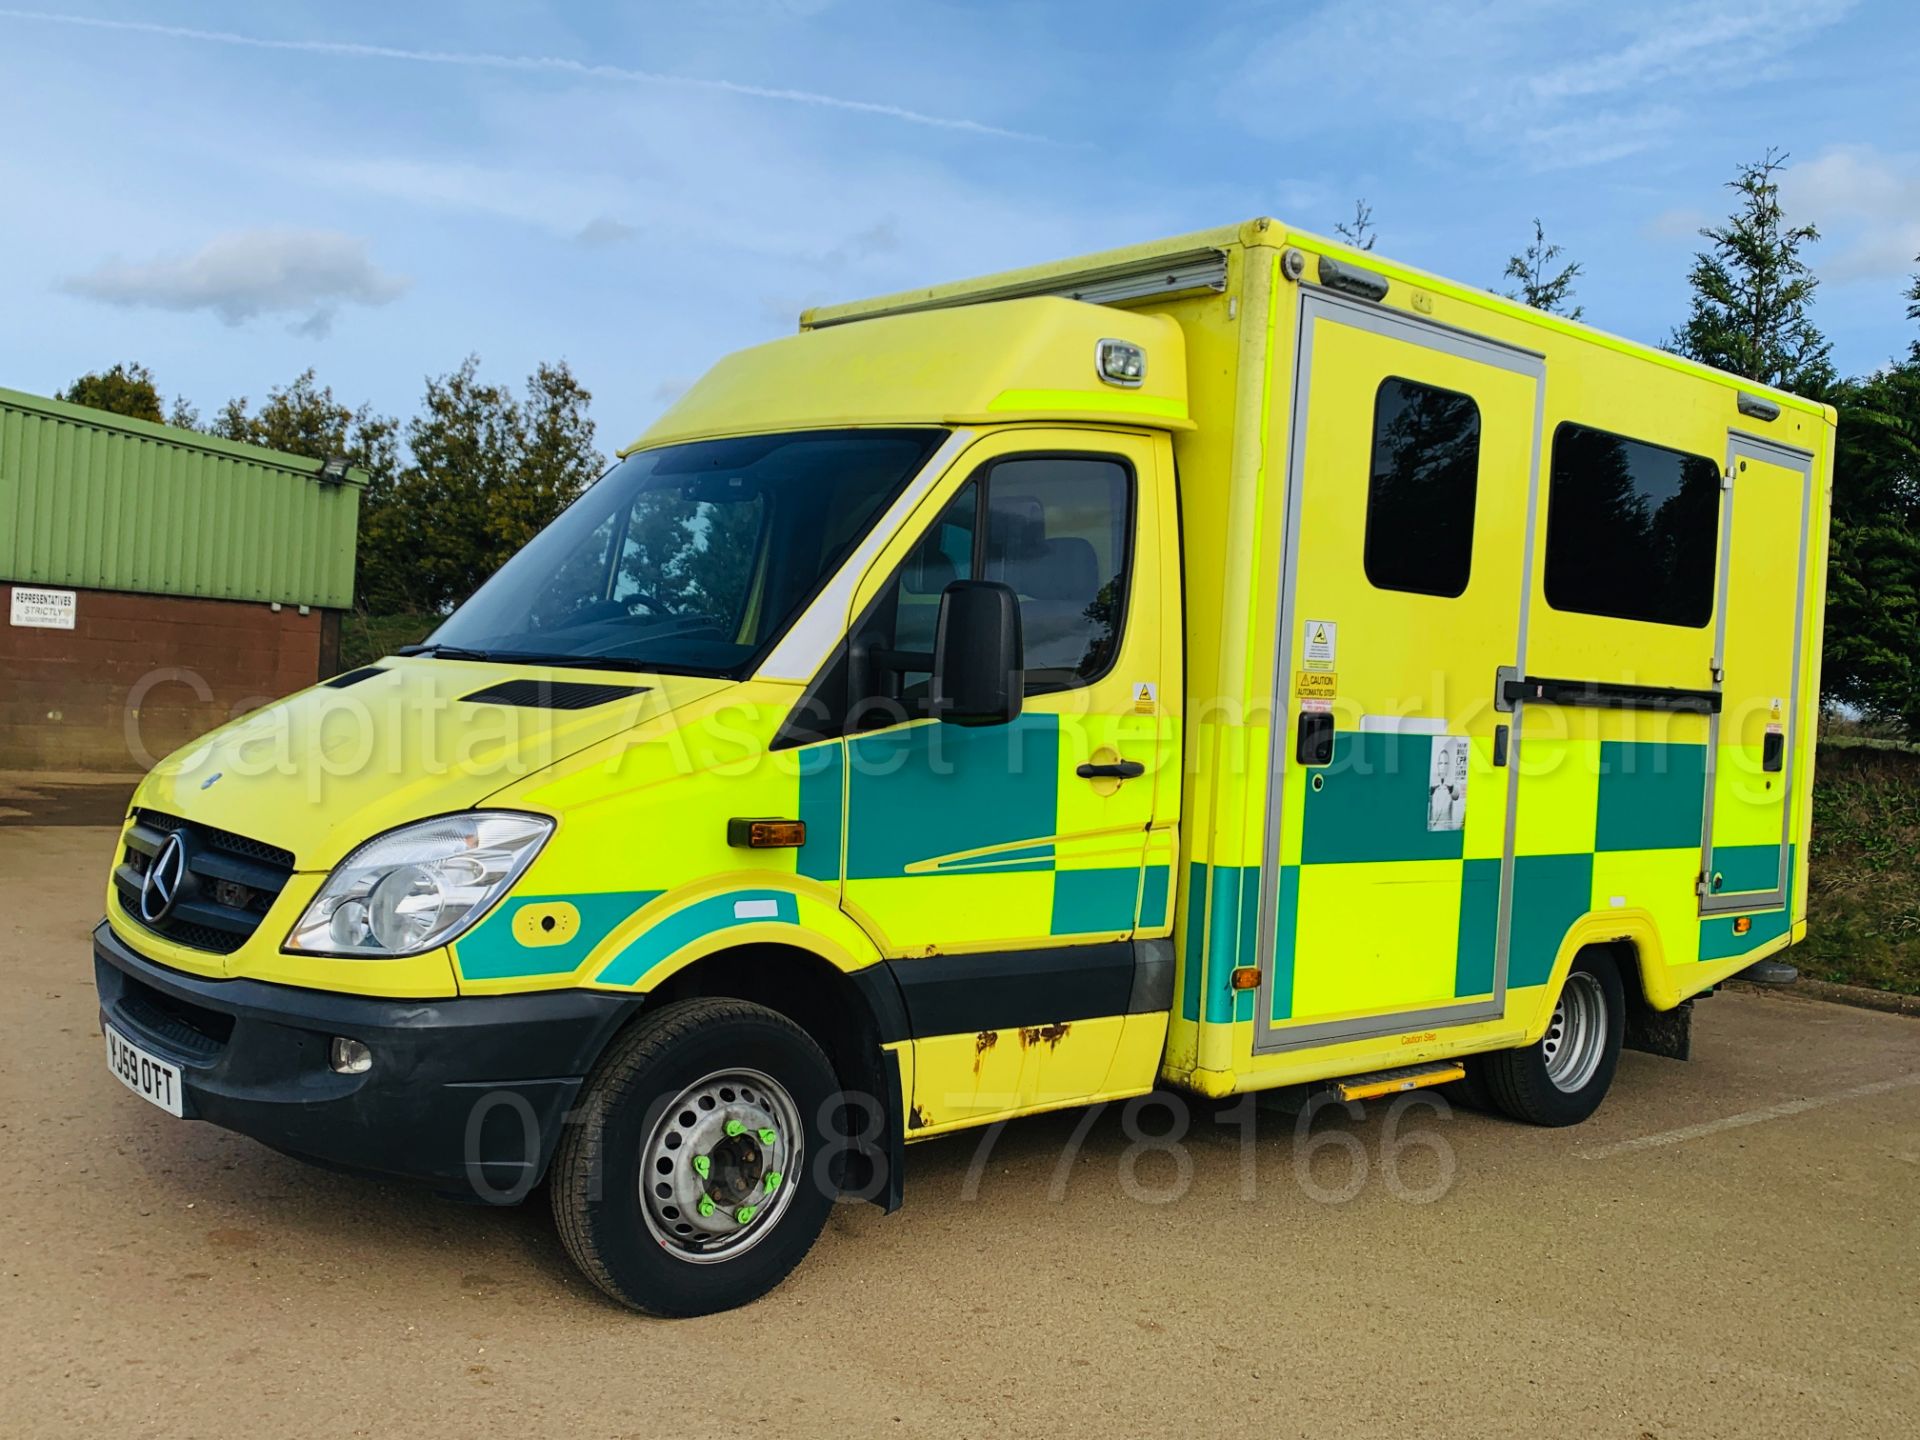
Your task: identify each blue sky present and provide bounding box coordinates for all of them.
[2,0,1917,453]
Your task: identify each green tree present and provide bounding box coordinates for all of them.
[58,362,167,424]
[1670,149,1834,394]
[1334,198,1377,252]
[1824,300,1920,735]
[358,356,604,615]
[1908,262,1920,355]
[1503,218,1584,320]
[214,369,400,477]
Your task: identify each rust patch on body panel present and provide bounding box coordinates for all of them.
[973,1030,998,1073]
[1019,1022,1070,1051]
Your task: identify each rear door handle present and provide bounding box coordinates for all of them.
[1076,761,1145,780]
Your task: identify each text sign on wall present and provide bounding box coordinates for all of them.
[9,586,77,630]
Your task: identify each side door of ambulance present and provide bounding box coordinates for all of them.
[840,428,1173,1127]
[1700,434,1814,938]
[1255,292,1541,1053]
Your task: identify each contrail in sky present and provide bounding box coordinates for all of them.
[0,8,1055,142]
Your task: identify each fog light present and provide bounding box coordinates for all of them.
[329,1037,373,1074]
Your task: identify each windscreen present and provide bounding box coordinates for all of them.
[425,428,947,676]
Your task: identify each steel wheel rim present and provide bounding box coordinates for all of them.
[1541,971,1607,1093]
[639,1067,803,1264]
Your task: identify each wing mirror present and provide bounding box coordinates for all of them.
[931,580,1023,726]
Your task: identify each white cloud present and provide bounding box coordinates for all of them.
[60,228,409,332]
[576,217,640,247]
[1644,207,1711,242]
[1226,0,1858,171]
[1782,146,1920,283]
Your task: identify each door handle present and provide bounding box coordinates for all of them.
[1076,760,1145,780]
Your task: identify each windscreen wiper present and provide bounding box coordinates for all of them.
[395,643,493,660]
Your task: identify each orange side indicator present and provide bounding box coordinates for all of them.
[1229,966,1261,991]
[727,818,807,849]
[1732,916,1752,935]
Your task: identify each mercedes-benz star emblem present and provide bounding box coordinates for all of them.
[139,832,188,924]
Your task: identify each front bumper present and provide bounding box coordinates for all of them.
[93,922,641,1201]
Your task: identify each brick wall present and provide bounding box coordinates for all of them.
[1,585,330,772]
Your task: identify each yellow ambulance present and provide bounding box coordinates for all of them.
[95,218,1832,1316]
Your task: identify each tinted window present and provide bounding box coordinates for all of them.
[983,456,1131,687]
[1544,423,1720,628]
[1363,377,1481,598]
[852,453,1134,722]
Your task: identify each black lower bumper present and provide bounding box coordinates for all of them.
[93,922,642,1201]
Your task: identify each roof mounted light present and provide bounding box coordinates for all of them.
[317,454,352,484]
[1096,338,1146,388]
[1737,393,1782,422]
[1317,255,1389,302]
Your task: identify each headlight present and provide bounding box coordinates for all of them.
[285,812,554,957]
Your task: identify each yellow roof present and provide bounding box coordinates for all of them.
[625,296,1190,452]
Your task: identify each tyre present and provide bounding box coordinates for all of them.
[1476,950,1625,1127]
[551,997,840,1317]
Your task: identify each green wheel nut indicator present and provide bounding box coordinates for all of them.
[734,1205,756,1224]
[763,1170,783,1194]
[758,1127,778,1145]
[697,1195,716,1218]
[692,1154,711,1179]
[724,1119,746,1137]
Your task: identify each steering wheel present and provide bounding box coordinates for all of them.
[621,589,676,617]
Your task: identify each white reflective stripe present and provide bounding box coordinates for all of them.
[733,898,781,919]
[755,427,976,682]
[1358,714,1448,735]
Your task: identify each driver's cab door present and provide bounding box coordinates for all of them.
[838,427,1175,1131]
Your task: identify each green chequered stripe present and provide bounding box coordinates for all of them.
[1179,861,1259,1024]
[1595,740,1706,851]
[1699,846,1796,961]
[1709,842,1785,896]
[1302,731,1465,865]
[1507,853,1594,987]
[1454,857,1500,997]
[457,889,662,980]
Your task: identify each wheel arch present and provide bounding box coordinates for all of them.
[633,940,908,1211]
[1524,909,1677,1045]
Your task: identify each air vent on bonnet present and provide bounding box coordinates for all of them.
[461,679,650,710]
[322,666,387,689]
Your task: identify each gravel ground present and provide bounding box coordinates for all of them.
[4,817,1918,1439]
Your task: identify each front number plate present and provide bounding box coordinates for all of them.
[104,1022,185,1117]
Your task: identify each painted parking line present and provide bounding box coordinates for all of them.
[1579,1072,1920,1160]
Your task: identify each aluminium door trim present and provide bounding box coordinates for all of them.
[1251,291,1546,1054]
[1697,431,1815,916]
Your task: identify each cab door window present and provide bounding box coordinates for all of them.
[854,454,1133,724]
[984,456,1132,691]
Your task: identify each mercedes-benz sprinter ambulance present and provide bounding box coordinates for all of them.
[95,219,1833,1315]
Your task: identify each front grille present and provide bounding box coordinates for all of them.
[136,808,294,868]
[114,809,294,954]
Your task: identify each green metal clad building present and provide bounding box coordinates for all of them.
[1,386,367,771]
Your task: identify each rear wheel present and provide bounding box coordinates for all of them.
[1475,950,1624,1127]
[551,997,839,1317]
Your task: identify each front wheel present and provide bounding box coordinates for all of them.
[1473,950,1625,1127]
[551,997,840,1317]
